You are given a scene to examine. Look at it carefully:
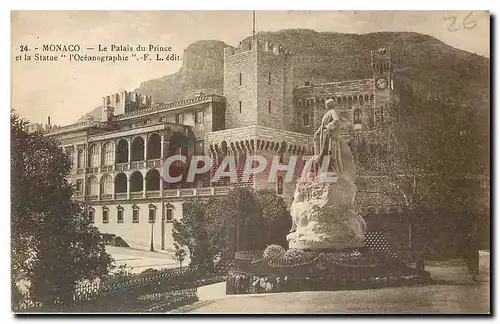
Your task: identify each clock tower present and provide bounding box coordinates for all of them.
[371,47,392,127]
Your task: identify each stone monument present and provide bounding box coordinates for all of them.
[226,99,432,295]
[287,99,366,250]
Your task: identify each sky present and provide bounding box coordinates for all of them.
[11,10,490,126]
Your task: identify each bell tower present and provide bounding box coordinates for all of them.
[371,47,392,127]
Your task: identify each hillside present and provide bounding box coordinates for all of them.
[77,29,489,121]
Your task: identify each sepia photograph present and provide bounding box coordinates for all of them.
[10,10,490,314]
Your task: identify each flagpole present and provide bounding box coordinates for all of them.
[252,11,256,40]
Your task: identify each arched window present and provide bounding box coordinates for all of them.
[130,171,144,192]
[132,204,140,223]
[364,94,369,102]
[148,204,157,223]
[354,109,362,124]
[88,144,99,167]
[100,174,113,195]
[117,205,124,223]
[277,176,283,195]
[102,142,114,166]
[381,106,385,125]
[131,137,145,162]
[86,176,99,195]
[370,94,374,102]
[116,139,129,163]
[165,203,174,222]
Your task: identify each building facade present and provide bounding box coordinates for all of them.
[28,40,396,251]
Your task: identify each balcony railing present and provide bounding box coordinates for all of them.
[130,192,143,199]
[81,186,232,202]
[197,187,214,196]
[115,192,127,199]
[146,159,162,168]
[85,195,98,201]
[101,194,113,201]
[214,187,230,195]
[87,167,99,174]
[101,165,113,172]
[115,163,128,172]
[130,161,145,169]
[180,189,196,197]
[146,190,160,198]
[164,189,179,197]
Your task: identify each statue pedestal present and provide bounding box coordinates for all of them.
[226,246,433,295]
[287,176,366,250]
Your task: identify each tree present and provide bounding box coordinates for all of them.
[172,243,187,269]
[172,199,212,272]
[352,85,489,258]
[256,189,291,247]
[11,112,112,309]
[222,188,263,253]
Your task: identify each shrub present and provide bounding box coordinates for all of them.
[262,245,285,261]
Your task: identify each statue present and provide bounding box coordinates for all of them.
[287,99,366,250]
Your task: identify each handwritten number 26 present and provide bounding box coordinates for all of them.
[445,12,478,32]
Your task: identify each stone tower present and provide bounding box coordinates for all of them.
[223,39,294,131]
[371,47,393,127]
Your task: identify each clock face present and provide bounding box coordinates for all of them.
[376,77,388,90]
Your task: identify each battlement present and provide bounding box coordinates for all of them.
[24,122,55,133]
[224,39,292,58]
[370,47,391,59]
[102,90,153,121]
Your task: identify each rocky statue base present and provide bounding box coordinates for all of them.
[226,246,433,295]
[287,175,366,250]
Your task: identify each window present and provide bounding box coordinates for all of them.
[175,113,184,124]
[195,140,204,155]
[102,142,114,166]
[239,101,242,114]
[88,208,95,223]
[132,205,139,223]
[86,176,99,195]
[149,205,156,223]
[117,206,124,223]
[88,144,99,167]
[303,114,309,126]
[100,175,113,195]
[277,176,283,195]
[166,204,174,222]
[268,72,271,85]
[268,100,271,113]
[195,110,204,124]
[239,73,242,86]
[381,106,384,125]
[354,109,362,124]
[77,149,84,169]
[102,206,109,224]
[76,179,83,191]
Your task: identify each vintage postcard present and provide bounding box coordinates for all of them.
[11,10,490,314]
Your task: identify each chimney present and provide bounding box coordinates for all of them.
[47,116,51,126]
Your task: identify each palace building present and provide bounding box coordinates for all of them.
[27,39,396,251]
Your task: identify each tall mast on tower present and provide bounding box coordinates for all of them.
[252,11,256,40]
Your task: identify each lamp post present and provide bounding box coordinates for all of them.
[150,220,155,252]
